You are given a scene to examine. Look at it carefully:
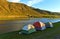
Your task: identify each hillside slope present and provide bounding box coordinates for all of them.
[31,7,60,18]
[0,0,42,18]
[31,7,60,15]
[0,0,60,20]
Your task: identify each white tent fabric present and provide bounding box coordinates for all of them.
[49,22,53,27]
[41,26,46,30]
[22,24,35,31]
[39,22,45,27]
[39,22,46,30]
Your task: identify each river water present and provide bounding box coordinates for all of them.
[0,18,60,34]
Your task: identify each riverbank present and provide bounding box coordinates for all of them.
[0,18,60,34]
[0,22,60,39]
[0,16,60,20]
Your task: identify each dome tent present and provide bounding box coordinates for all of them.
[45,22,53,28]
[21,24,36,34]
[33,22,46,30]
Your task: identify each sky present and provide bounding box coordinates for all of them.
[7,0,60,12]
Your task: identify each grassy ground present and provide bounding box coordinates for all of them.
[0,22,60,39]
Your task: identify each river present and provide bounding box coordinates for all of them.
[0,18,60,34]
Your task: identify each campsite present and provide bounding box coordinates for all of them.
[0,18,60,39]
[0,0,60,39]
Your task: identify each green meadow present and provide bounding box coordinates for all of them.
[0,22,60,39]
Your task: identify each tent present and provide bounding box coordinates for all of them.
[21,24,36,34]
[45,22,53,28]
[33,22,46,30]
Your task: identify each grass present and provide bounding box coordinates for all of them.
[0,22,60,39]
[0,16,30,20]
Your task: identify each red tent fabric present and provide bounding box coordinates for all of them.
[33,22,46,30]
[33,22,41,28]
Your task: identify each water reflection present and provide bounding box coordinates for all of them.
[28,18,60,23]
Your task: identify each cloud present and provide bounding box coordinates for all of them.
[27,0,43,6]
[7,0,43,6]
[7,0,20,3]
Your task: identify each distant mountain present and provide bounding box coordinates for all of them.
[0,0,60,20]
[31,7,60,15]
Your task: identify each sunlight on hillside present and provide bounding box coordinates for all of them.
[0,0,60,20]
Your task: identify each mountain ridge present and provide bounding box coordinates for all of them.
[0,0,60,20]
[0,0,42,18]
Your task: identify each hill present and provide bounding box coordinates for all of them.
[0,0,42,19]
[0,0,60,20]
[31,7,60,18]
